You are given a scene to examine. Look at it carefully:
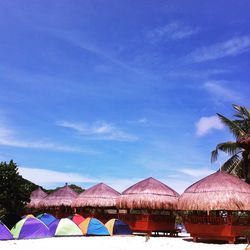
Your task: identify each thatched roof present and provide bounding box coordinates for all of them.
[26,187,47,208]
[116,177,179,210]
[72,183,120,208]
[39,185,78,207]
[178,171,250,211]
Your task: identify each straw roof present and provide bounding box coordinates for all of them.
[72,183,120,208]
[116,177,179,210]
[178,171,250,211]
[26,187,47,208]
[39,185,78,207]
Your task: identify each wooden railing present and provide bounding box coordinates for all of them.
[183,215,250,226]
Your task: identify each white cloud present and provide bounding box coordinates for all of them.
[19,167,193,194]
[19,167,98,186]
[0,122,95,154]
[178,167,214,178]
[101,177,142,193]
[196,115,224,136]
[189,35,250,62]
[147,22,199,43]
[18,168,140,193]
[161,178,195,194]
[57,120,138,142]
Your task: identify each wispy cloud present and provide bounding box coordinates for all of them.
[106,176,191,194]
[49,29,143,75]
[147,21,199,43]
[0,122,95,154]
[127,118,148,124]
[196,115,224,137]
[19,166,189,193]
[57,120,138,142]
[189,35,250,62]
[19,167,98,186]
[178,167,214,178]
[203,81,242,102]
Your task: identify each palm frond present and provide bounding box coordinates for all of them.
[217,113,246,138]
[216,141,240,155]
[211,149,219,163]
[220,154,242,174]
[233,104,250,119]
[211,141,240,163]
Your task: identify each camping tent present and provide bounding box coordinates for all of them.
[37,213,57,226]
[68,214,85,225]
[11,217,51,239]
[48,218,82,236]
[78,217,110,236]
[105,219,132,236]
[22,214,35,219]
[0,214,21,230]
[0,222,13,240]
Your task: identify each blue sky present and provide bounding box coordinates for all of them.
[0,1,249,193]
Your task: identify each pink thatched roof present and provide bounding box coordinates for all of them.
[26,187,47,208]
[72,183,120,207]
[116,177,179,210]
[39,185,78,207]
[178,171,250,211]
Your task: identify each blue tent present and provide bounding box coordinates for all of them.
[79,217,110,236]
[37,213,57,226]
[105,219,132,235]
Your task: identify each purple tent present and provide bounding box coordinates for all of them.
[11,217,51,239]
[48,219,60,236]
[0,222,13,240]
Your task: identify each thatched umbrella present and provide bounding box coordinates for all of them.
[39,185,78,208]
[178,171,250,211]
[72,183,120,208]
[116,177,179,210]
[26,187,47,209]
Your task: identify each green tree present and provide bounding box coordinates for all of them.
[0,160,35,214]
[211,104,250,183]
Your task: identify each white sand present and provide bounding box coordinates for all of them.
[0,235,246,250]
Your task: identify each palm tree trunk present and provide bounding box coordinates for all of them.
[242,150,250,184]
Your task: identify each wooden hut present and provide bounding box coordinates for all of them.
[25,187,47,214]
[72,183,120,223]
[178,171,250,243]
[38,184,78,218]
[116,177,179,235]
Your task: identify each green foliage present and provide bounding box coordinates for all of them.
[45,184,84,194]
[0,160,38,214]
[211,104,250,182]
[68,184,85,194]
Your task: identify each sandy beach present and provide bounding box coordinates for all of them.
[0,235,247,250]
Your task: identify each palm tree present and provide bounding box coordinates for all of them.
[211,104,250,183]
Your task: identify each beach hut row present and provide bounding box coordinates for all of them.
[25,172,250,243]
[26,178,179,236]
